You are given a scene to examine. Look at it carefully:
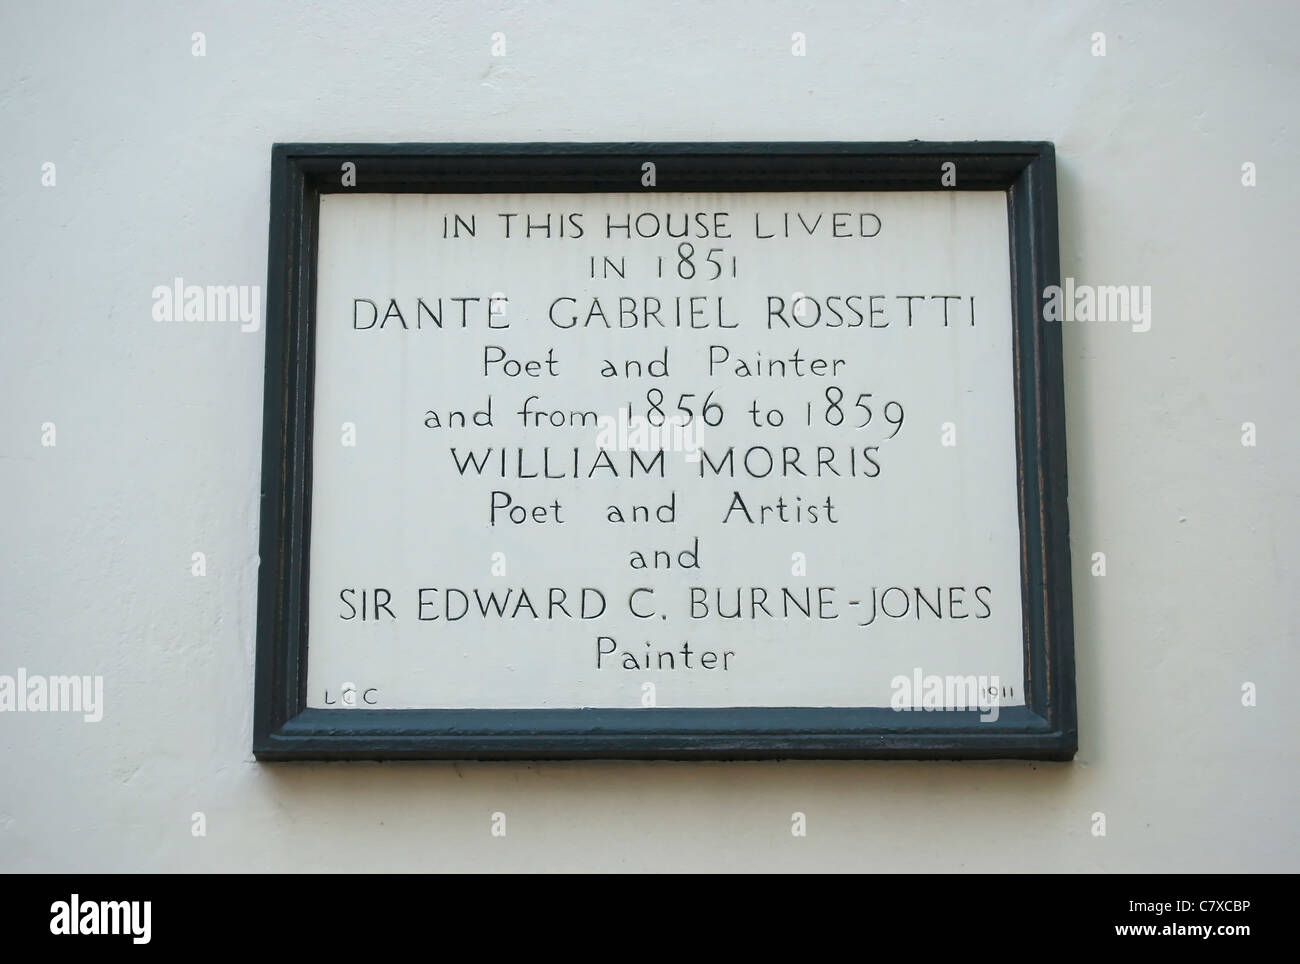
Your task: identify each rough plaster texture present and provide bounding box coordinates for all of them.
[1,0,1296,871]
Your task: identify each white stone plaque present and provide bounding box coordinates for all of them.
[303,190,1026,712]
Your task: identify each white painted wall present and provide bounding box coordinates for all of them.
[1,0,1295,872]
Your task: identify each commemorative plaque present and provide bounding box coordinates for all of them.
[254,143,1076,760]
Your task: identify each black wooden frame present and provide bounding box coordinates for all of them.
[253,142,1076,761]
